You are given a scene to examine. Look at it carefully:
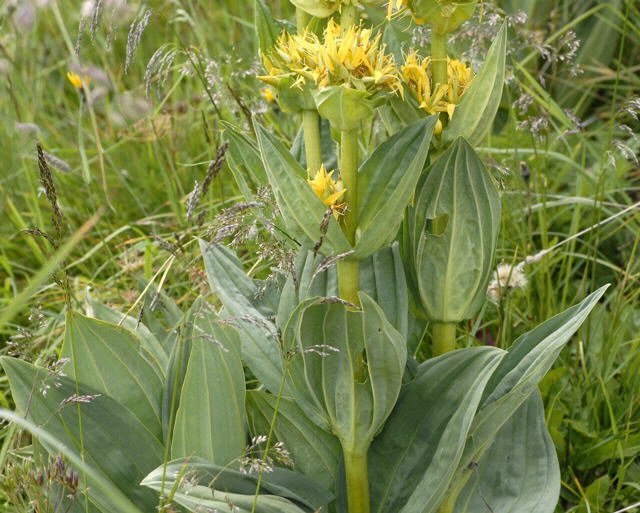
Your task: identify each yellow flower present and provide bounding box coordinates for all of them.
[258,20,402,97]
[401,51,473,133]
[260,87,276,102]
[307,165,346,216]
[66,71,90,89]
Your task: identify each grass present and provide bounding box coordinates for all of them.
[0,0,639,512]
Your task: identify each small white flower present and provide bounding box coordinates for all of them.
[487,263,528,302]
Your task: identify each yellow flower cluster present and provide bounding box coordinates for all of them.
[401,52,473,132]
[260,19,402,96]
[307,165,346,216]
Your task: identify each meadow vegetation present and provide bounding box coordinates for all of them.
[0,1,639,512]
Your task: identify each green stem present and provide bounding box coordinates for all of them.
[302,109,322,174]
[340,4,358,27]
[437,467,474,513]
[338,259,359,306]
[432,322,457,356]
[337,128,359,306]
[296,8,310,33]
[431,29,448,89]
[344,450,370,513]
[437,496,456,513]
[340,129,358,244]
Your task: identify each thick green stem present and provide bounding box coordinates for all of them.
[296,8,310,32]
[431,29,448,89]
[340,129,358,244]
[340,4,358,27]
[302,109,322,174]
[437,497,456,513]
[337,128,359,306]
[344,450,370,513]
[432,322,457,356]
[338,259,359,306]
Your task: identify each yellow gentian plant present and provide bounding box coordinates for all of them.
[0,4,608,513]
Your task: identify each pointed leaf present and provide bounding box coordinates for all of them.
[444,287,608,507]
[442,23,507,146]
[200,240,283,392]
[355,116,437,259]
[172,306,246,464]
[255,122,351,255]
[368,347,504,513]
[61,312,163,442]
[462,286,608,465]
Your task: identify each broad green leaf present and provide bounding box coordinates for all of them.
[84,298,168,372]
[200,240,283,392]
[142,458,332,513]
[1,357,163,512]
[284,292,407,453]
[454,392,560,513]
[223,120,268,193]
[482,286,608,408]
[255,122,352,256]
[247,391,341,490]
[413,137,501,322]
[61,312,163,442]
[171,305,246,465]
[356,116,437,259]
[442,23,507,146]
[0,409,144,513]
[367,347,504,513]
[360,244,409,338]
[313,86,376,131]
[446,287,608,505]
